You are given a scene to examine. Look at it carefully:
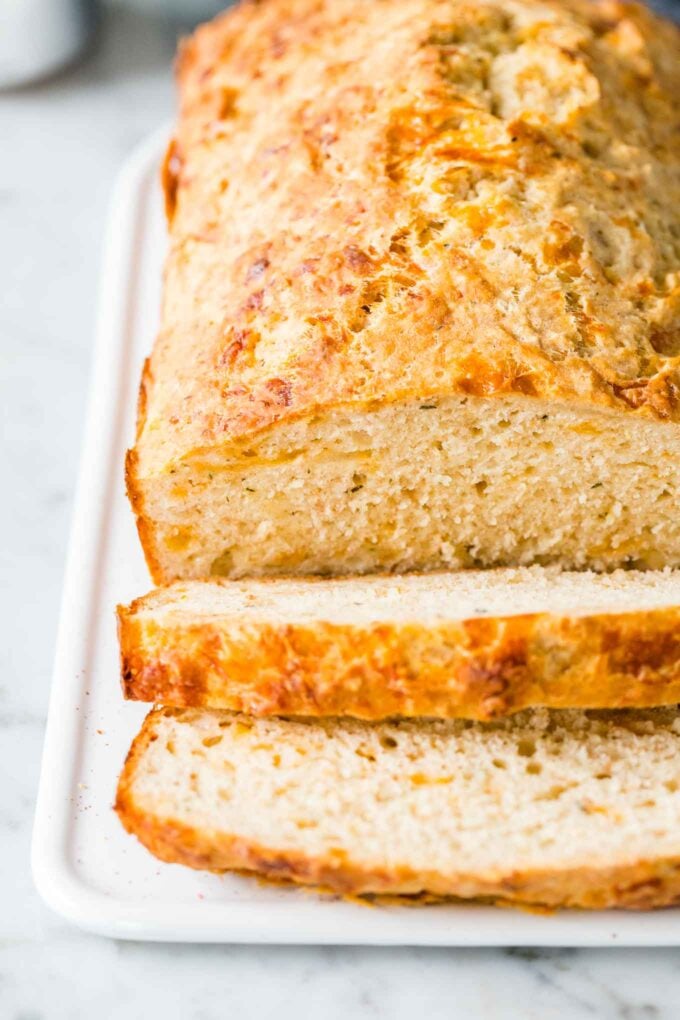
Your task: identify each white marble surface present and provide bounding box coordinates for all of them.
[3,3,680,1016]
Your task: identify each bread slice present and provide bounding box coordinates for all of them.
[117,705,680,909]
[129,0,680,583]
[118,567,680,720]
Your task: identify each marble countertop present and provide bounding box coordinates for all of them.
[3,3,680,1016]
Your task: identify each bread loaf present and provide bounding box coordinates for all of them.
[116,705,680,908]
[127,0,680,583]
[118,567,680,719]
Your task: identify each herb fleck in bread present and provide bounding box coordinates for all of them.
[118,567,680,719]
[116,706,680,909]
[128,0,680,582]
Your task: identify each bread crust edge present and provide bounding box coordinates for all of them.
[118,592,680,719]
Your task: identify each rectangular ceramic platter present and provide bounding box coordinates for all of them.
[32,130,680,945]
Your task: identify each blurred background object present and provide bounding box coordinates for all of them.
[0,0,228,89]
[121,0,226,23]
[0,0,95,88]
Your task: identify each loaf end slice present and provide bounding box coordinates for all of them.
[116,707,680,909]
[118,568,680,719]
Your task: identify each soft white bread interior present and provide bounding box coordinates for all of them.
[126,566,680,625]
[133,396,680,582]
[117,706,680,909]
[118,567,680,718]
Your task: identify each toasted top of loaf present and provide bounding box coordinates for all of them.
[137,0,680,477]
[117,706,680,907]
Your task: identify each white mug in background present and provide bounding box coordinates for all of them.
[0,0,95,88]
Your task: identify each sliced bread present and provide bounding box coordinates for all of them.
[118,567,680,719]
[117,705,680,909]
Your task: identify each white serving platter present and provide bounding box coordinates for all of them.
[32,130,680,945]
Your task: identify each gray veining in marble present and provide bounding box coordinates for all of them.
[2,2,680,1016]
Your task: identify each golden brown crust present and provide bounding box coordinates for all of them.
[125,447,164,584]
[115,709,680,909]
[161,140,183,225]
[135,0,680,493]
[125,350,168,581]
[117,586,680,719]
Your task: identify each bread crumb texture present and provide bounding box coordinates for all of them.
[130,0,680,580]
[117,706,680,908]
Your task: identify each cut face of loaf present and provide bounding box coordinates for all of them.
[118,567,680,719]
[130,395,680,582]
[117,706,680,909]
[129,0,680,583]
